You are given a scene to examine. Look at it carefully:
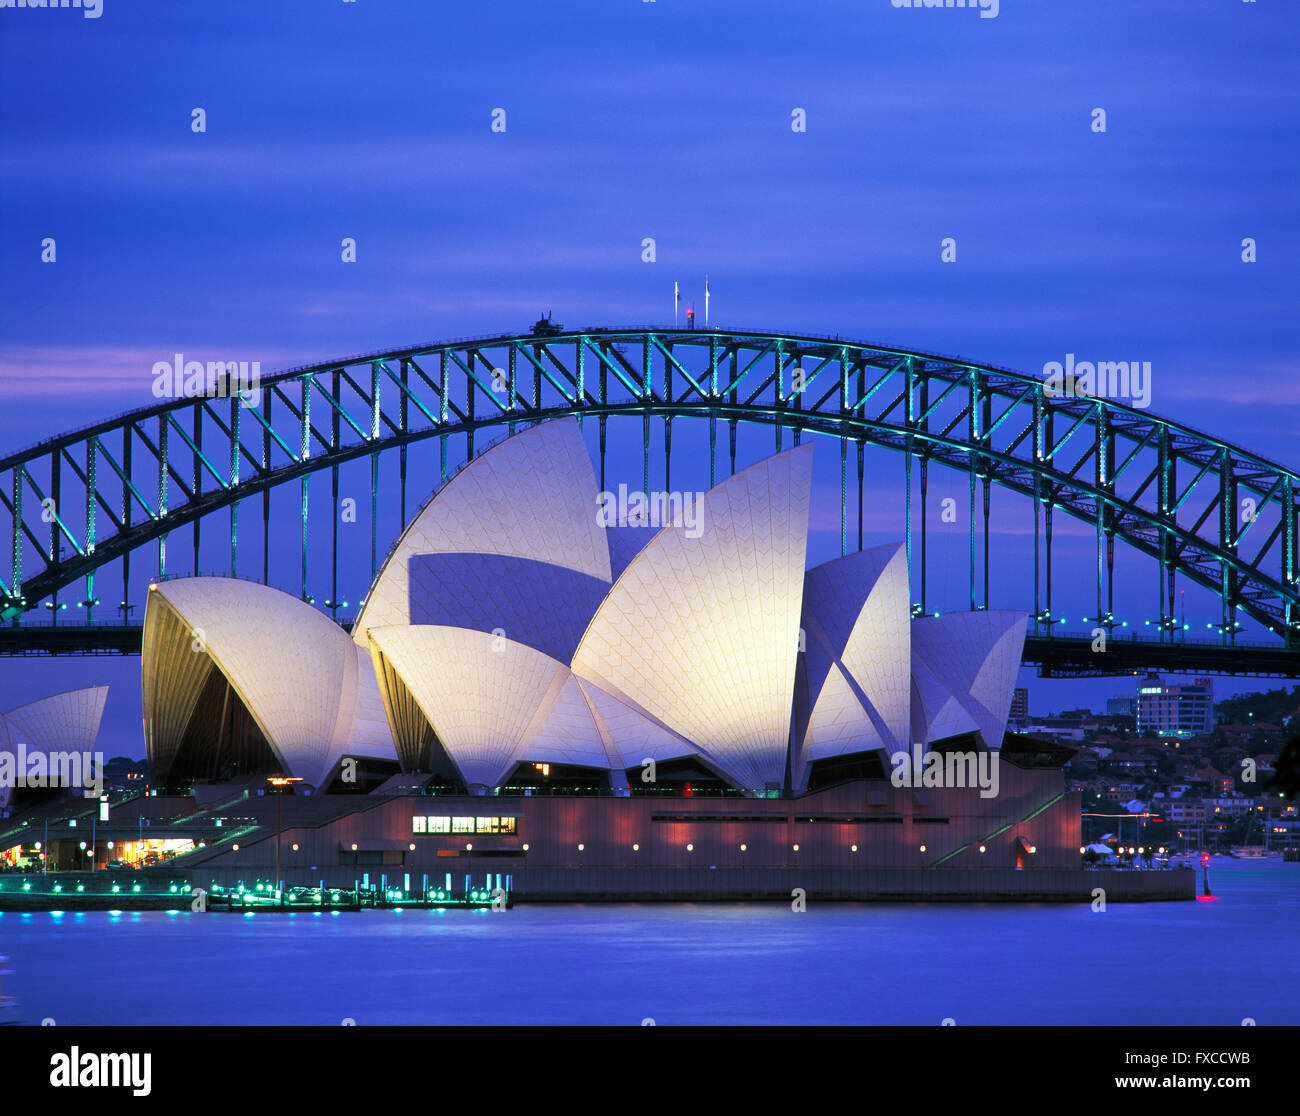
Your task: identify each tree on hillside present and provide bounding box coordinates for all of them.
[1265,733,1300,801]
[1217,685,1300,727]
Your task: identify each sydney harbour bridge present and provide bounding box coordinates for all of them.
[2,325,1297,678]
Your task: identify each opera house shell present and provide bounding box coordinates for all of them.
[142,419,1027,796]
[0,686,109,813]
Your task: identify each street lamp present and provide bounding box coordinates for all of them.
[267,776,304,900]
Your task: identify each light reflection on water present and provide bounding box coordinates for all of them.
[3,861,1296,1025]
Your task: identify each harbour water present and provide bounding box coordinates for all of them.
[3,861,1295,1026]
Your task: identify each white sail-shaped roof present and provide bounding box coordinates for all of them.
[799,662,889,766]
[910,656,981,744]
[346,644,399,756]
[1,685,108,807]
[367,625,573,789]
[575,677,700,770]
[799,544,911,774]
[2,685,108,754]
[353,418,611,646]
[142,578,396,788]
[571,445,814,792]
[910,610,1028,749]
[516,671,616,770]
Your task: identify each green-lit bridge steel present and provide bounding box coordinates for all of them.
[2,326,1297,672]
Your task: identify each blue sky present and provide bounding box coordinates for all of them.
[2,1,1297,756]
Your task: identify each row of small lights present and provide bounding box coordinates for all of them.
[1084,845,1166,855]
[79,840,1036,858]
[219,841,1046,860]
[384,842,1034,855]
[18,881,187,894]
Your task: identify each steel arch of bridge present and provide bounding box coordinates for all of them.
[1,326,1298,652]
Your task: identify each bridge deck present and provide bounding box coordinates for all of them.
[2,621,1297,676]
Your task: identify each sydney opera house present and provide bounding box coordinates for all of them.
[92,418,1078,898]
[141,419,1029,799]
[1,419,1088,898]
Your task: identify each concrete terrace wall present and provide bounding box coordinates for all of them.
[501,866,1196,902]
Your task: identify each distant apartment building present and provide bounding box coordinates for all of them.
[1009,687,1029,725]
[1136,674,1214,738]
[1167,799,1208,826]
[1101,781,1142,804]
[1203,797,1255,818]
[1024,722,1086,743]
[1106,696,1136,717]
[1267,806,1300,848]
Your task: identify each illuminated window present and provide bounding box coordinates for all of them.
[412,816,427,834]
[474,817,517,834]
[426,817,450,833]
[451,817,474,834]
